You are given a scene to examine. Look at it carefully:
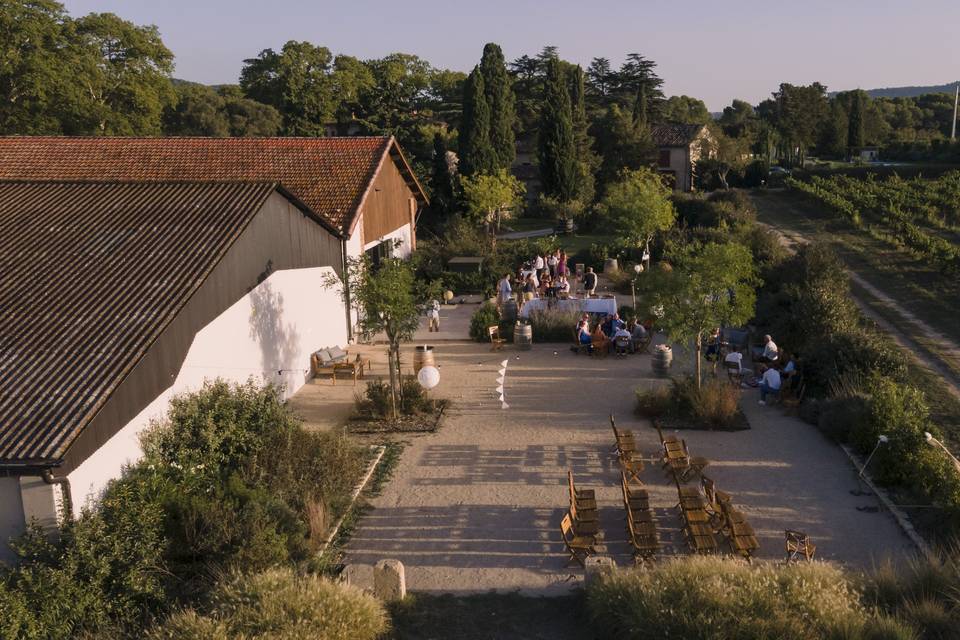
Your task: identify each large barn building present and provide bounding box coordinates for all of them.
[0,136,427,563]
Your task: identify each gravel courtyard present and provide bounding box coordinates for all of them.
[317,305,915,594]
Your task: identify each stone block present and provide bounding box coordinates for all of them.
[373,559,406,601]
[584,555,616,587]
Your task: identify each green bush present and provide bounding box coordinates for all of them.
[528,309,579,343]
[634,385,672,418]
[803,329,906,398]
[150,568,388,640]
[586,557,896,640]
[816,394,871,442]
[469,302,501,342]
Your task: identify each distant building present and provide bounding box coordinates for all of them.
[651,123,717,192]
[854,146,880,163]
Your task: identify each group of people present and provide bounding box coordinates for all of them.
[718,332,799,404]
[576,312,649,356]
[498,249,604,307]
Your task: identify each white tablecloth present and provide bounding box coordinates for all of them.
[519,297,618,318]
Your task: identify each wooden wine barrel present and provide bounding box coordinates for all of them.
[651,346,673,377]
[501,299,519,323]
[513,323,533,350]
[413,345,435,373]
[603,257,619,273]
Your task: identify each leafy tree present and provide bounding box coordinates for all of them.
[478,43,516,170]
[661,95,711,124]
[652,242,759,386]
[569,64,598,203]
[616,53,664,119]
[328,54,375,123]
[598,167,675,264]
[719,99,758,139]
[766,82,829,166]
[426,131,456,225]
[538,57,578,202]
[0,0,72,134]
[164,83,230,136]
[592,104,655,193]
[847,90,866,151]
[357,53,432,133]
[65,12,175,135]
[240,41,337,136]
[586,57,614,102]
[818,100,848,158]
[326,258,435,418]
[461,169,525,234]
[458,67,495,175]
[220,91,282,136]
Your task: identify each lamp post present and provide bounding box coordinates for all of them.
[859,435,889,480]
[631,263,643,311]
[925,432,960,473]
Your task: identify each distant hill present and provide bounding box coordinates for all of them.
[830,81,959,99]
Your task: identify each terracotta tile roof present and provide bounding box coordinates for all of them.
[651,123,707,147]
[0,136,426,233]
[0,181,282,465]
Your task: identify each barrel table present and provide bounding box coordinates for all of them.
[651,345,673,377]
[513,323,533,350]
[414,345,435,373]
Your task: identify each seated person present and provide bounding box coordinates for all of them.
[758,365,782,405]
[754,334,779,363]
[613,325,632,356]
[629,318,649,352]
[555,275,570,296]
[577,320,592,351]
[523,274,538,297]
[782,352,798,378]
[591,323,609,355]
[610,313,625,334]
[723,346,752,380]
[601,314,617,338]
[540,274,553,297]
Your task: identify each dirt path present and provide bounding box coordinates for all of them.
[753,192,960,400]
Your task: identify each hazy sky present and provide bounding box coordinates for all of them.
[64,0,960,110]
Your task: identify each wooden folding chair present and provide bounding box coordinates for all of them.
[785,530,816,563]
[488,325,507,351]
[619,451,644,484]
[560,513,596,567]
[610,415,636,457]
[627,512,659,562]
[568,470,596,503]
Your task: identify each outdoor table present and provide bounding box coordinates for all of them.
[518,296,617,318]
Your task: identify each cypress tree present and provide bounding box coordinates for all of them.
[569,65,597,203]
[459,67,495,176]
[479,43,516,171]
[538,57,578,202]
[847,91,865,152]
[429,132,454,221]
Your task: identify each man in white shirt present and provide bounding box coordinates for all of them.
[498,273,512,306]
[533,254,545,271]
[760,335,779,363]
[723,346,751,383]
[547,252,559,277]
[758,366,781,405]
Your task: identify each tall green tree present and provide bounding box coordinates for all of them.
[0,0,72,134]
[460,168,525,234]
[847,90,866,151]
[652,242,759,387]
[586,57,614,103]
[458,67,495,175]
[569,64,598,203]
[818,100,848,158]
[661,95,711,124]
[66,12,175,135]
[240,41,337,136]
[616,53,664,119]
[538,57,578,202]
[598,167,675,265]
[478,43,516,170]
[592,103,654,191]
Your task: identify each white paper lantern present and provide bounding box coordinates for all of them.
[417,365,440,390]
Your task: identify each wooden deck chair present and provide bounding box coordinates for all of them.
[725,361,743,386]
[681,455,710,482]
[560,513,596,567]
[620,472,649,510]
[610,415,636,456]
[685,522,717,554]
[785,530,816,563]
[568,470,596,503]
[627,513,659,562]
[488,326,507,351]
[781,382,806,410]
[654,421,678,446]
[619,450,644,484]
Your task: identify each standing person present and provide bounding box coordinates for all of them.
[498,273,513,307]
[547,250,559,278]
[557,250,568,277]
[758,365,781,405]
[583,266,598,297]
[428,298,441,332]
[533,253,545,273]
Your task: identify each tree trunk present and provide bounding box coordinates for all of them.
[694,333,703,390]
[387,343,399,420]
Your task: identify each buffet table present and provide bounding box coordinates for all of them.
[518,296,618,318]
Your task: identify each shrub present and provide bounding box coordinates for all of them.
[816,394,871,442]
[634,385,672,418]
[690,377,741,429]
[151,568,388,640]
[528,309,580,343]
[708,188,757,221]
[586,557,882,640]
[469,302,500,342]
[803,329,906,398]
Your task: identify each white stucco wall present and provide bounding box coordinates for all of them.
[363,222,413,259]
[66,266,347,508]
